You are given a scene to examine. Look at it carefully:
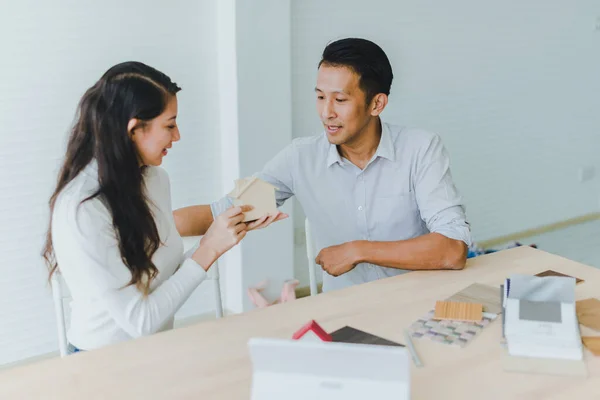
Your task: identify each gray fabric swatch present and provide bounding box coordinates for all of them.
[519,300,562,323]
[508,274,575,303]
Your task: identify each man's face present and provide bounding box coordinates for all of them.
[315,65,373,146]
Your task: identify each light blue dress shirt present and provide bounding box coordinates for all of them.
[211,122,471,292]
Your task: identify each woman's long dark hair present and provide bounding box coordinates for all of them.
[43,61,181,295]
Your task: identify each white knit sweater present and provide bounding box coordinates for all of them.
[52,161,207,350]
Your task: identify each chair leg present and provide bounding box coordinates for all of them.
[280,279,300,303]
[214,278,223,319]
[247,280,276,308]
[51,275,69,357]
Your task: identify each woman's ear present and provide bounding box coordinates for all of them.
[127,118,139,137]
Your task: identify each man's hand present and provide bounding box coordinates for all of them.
[315,242,363,277]
[246,211,289,231]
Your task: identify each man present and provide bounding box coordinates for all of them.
[177,38,471,292]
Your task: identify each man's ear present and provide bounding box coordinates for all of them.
[370,93,388,117]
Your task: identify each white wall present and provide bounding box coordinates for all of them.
[217,0,295,312]
[291,0,600,285]
[2,0,598,367]
[0,0,221,366]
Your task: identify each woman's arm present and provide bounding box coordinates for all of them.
[54,198,210,338]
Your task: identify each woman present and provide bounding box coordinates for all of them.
[42,62,280,352]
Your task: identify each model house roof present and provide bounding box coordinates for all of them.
[229,176,277,199]
[292,320,332,342]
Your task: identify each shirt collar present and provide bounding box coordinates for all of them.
[326,141,344,167]
[326,121,395,167]
[373,122,395,162]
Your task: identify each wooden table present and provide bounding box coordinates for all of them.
[1,247,599,399]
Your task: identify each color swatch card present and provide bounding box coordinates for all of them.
[408,310,497,347]
[535,270,583,284]
[581,336,600,356]
[330,326,404,347]
[503,274,582,360]
[576,298,600,331]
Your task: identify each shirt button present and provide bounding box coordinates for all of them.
[358,206,364,211]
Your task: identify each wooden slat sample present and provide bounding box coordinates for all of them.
[434,301,483,322]
[446,283,502,314]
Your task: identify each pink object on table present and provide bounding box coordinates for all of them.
[292,320,332,342]
[247,279,300,308]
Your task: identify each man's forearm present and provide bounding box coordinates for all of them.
[355,233,468,271]
[173,205,214,237]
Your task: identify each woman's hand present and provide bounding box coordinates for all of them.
[192,206,252,270]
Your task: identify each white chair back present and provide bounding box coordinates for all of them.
[208,260,224,318]
[185,242,224,318]
[50,253,224,356]
[50,271,70,357]
[305,218,319,296]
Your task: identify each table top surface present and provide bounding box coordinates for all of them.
[1,246,599,399]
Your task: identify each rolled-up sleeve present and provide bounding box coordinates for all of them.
[210,142,297,218]
[413,134,472,246]
[209,195,234,219]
